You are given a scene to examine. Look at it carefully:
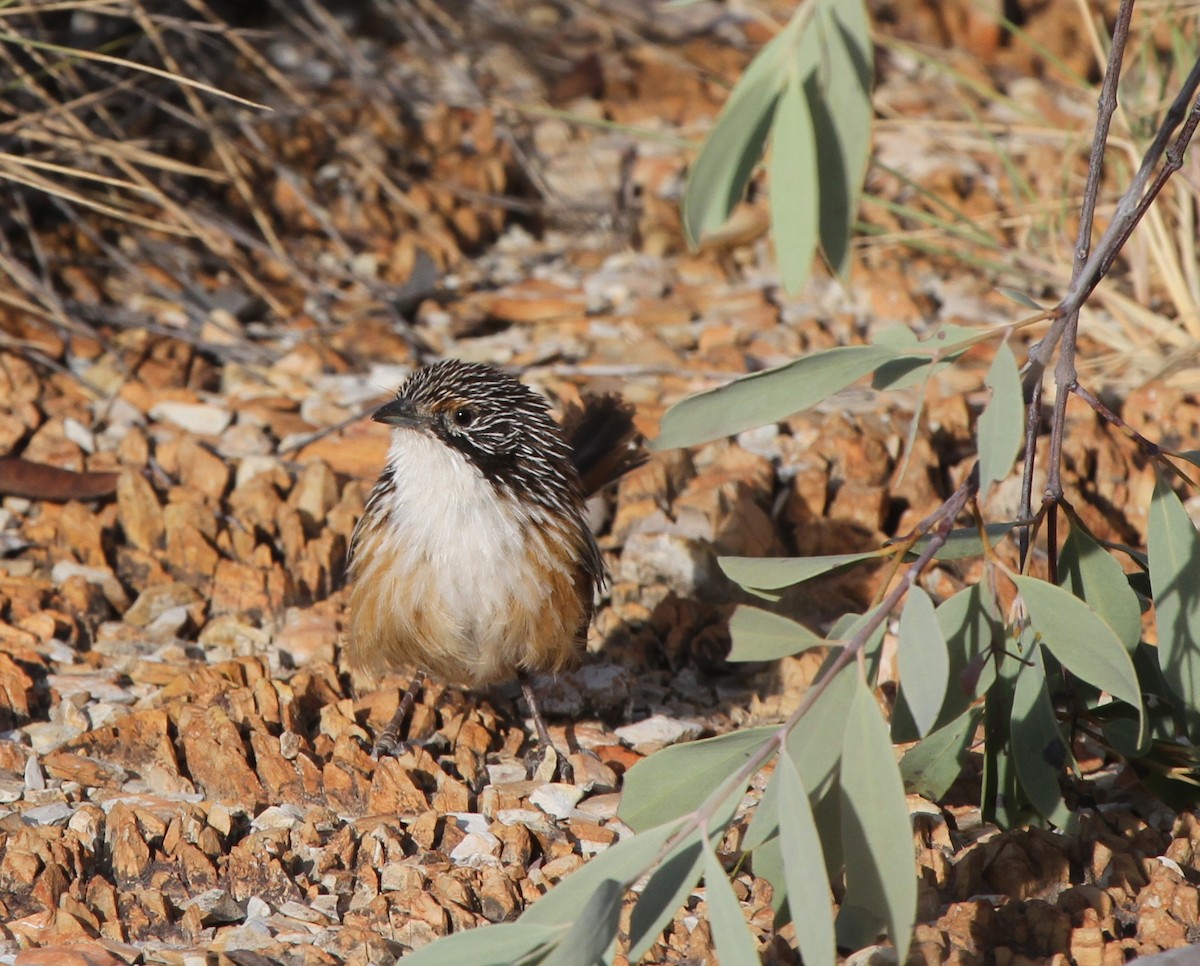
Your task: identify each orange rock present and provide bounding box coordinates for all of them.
[430,772,471,813]
[23,418,84,472]
[0,653,33,729]
[476,871,519,923]
[116,471,163,552]
[225,832,304,905]
[483,293,583,326]
[367,758,431,815]
[288,459,339,525]
[209,558,273,619]
[14,945,122,966]
[1069,908,1105,966]
[939,900,996,954]
[299,427,389,480]
[828,481,889,534]
[177,705,265,807]
[30,861,70,913]
[41,752,126,789]
[323,758,372,817]
[1136,904,1188,950]
[105,804,151,884]
[57,501,107,567]
[176,437,230,502]
[163,520,220,591]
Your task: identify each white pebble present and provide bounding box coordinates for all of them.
[614,714,704,750]
[486,761,528,785]
[251,803,305,831]
[445,811,490,836]
[149,401,232,436]
[449,830,501,867]
[529,782,584,820]
[23,753,44,792]
[23,801,74,826]
[246,895,271,920]
[496,808,545,827]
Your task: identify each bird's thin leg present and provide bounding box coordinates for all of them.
[374,669,427,759]
[518,670,556,750]
[518,670,574,783]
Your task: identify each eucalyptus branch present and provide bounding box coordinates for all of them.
[621,466,980,933]
[1028,44,1200,376]
[1070,382,1200,489]
[1035,0,1133,506]
[1057,56,1200,321]
[1017,376,1043,566]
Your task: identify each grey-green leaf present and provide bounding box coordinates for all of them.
[787,661,858,797]
[719,549,881,592]
[1009,643,1076,830]
[749,833,789,914]
[618,728,776,832]
[1012,575,1144,747]
[521,819,683,930]
[1148,475,1200,741]
[745,663,854,853]
[1060,523,1142,653]
[728,606,826,662]
[937,584,999,716]
[898,586,949,737]
[703,845,760,964]
[996,286,1043,309]
[770,62,819,293]
[627,833,705,962]
[977,341,1023,500]
[812,0,873,277]
[539,878,624,966]
[681,18,798,248]
[839,679,916,962]
[402,922,562,966]
[900,705,983,800]
[653,345,902,450]
[777,753,836,966]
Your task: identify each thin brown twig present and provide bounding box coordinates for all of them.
[1070,382,1200,489]
[1017,0,1138,563]
[1038,0,1135,506]
[1017,376,1043,566]
[1028,49,1200,376]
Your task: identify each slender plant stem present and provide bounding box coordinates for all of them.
[1070,382,1199,488]
[1017,375,1043,567]
[1060,56,1200,318]
[1039,0,1134,504]
[1043,75,1200,502]
[1029,47,1200,374]
[1018,0,1133,556]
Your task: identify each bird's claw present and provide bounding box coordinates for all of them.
[373,729,407,760]
[527,743,574,784]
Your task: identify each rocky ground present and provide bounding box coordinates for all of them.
[2,0,1200,963]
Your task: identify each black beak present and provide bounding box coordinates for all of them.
[373,396,422,428]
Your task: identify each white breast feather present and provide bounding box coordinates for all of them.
[367,428,576,684]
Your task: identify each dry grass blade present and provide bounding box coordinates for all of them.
[0,154,202,235]
[2,145,217,185]
[0,28,268,110]
[869,0,1200,390]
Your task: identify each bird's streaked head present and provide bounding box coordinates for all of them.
[373,359,581,513]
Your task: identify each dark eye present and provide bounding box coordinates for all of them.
[452,407,475,428]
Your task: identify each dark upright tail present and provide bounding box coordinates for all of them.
[565,395,647,497]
